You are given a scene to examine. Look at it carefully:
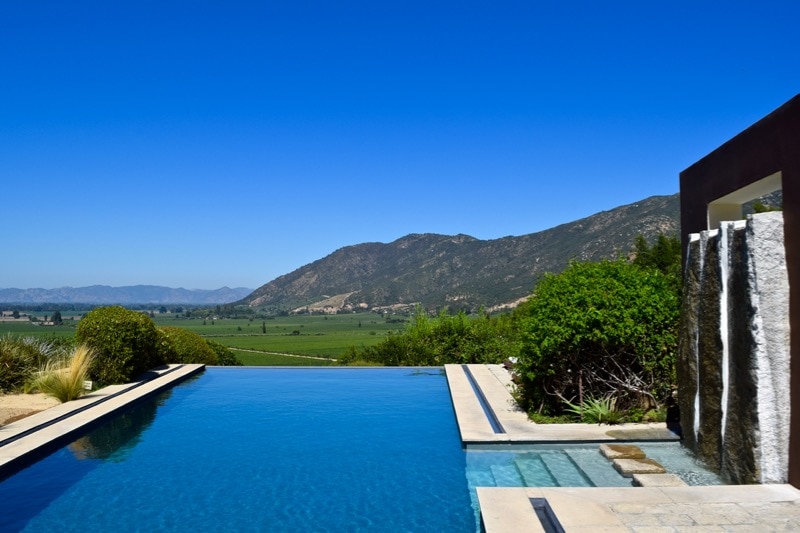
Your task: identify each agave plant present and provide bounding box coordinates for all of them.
[564,395,624,425]
[32,344,95,403]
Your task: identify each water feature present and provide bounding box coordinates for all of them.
[678,211,790,483]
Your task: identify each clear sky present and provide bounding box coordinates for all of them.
[2,2,798,290]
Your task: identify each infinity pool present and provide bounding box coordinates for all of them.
[0,368,474,532]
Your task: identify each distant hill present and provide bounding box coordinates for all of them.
[0,285,253,305]
[239,193,680,313]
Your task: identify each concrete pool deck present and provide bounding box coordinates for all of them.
[0,363,204,477]
[446,364,800,531]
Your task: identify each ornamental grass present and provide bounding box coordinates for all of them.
[33,344,95,403]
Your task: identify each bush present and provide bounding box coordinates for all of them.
[32,344,94,402]
[76,306,163,385]
[514,259,679,415]
[159,327,218,365]
[205,340,243,366]
[338,307,519,366]
[0,335,64,393]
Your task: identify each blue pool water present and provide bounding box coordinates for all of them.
[0,368,474,532]
[465,442,722,491]
[0,367,723,532]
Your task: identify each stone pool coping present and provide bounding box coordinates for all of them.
[447,364,800,531]
[0,363,204,477]
[445,363,678,443]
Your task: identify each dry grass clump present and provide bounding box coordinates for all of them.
[32,345,95,403]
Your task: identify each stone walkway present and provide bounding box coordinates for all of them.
[446,364,800,532]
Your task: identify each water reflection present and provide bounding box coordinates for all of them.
[68,391,171,462]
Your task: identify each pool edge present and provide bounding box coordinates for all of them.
[0,364,204,478]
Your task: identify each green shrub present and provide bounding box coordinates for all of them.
[528,412,575,424]
[514,259,679,415]
[341,359,385,367]
[643,408,667,423]
[205,339,243,366]
[0,335,63,393]
[32,344,94,402]
[76,306,163,385]
[159,327,218,365]
[339,307,519,366]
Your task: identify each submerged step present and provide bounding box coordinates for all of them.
[489,464,524,486]
[514,454,557,487]
[466,468,497,488]
[564,449,632,487]
[539,451,592,487]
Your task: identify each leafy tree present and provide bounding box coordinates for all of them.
[51,310,63,325]
[513,259,679,415]
[76,306,163,385]
[158,327,218,365]
[633,233,682,280]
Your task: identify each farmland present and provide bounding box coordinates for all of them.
[0,310,405,365]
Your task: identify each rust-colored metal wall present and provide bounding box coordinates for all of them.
[680,94,799,486]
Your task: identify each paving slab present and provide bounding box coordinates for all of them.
[614,458,667,476]
[600,443,647,460]
[633,473,688,487]
[478,484,800,532]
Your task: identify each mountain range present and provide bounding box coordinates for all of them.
[239,193,681,313]
[0,285,252,306]
[3,193,684,310]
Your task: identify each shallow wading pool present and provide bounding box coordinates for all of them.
[0,368,719,532]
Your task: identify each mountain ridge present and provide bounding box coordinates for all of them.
[240,193,680,312]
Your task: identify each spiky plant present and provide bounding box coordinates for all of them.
[33,344,95,403]
[564,395,624,425]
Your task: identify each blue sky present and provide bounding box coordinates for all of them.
[2,2,798,290]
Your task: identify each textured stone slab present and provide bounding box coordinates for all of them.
[599,443,646,460]
[478,484,800,532]
[632,473,687,487]
[613,458,666,476]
